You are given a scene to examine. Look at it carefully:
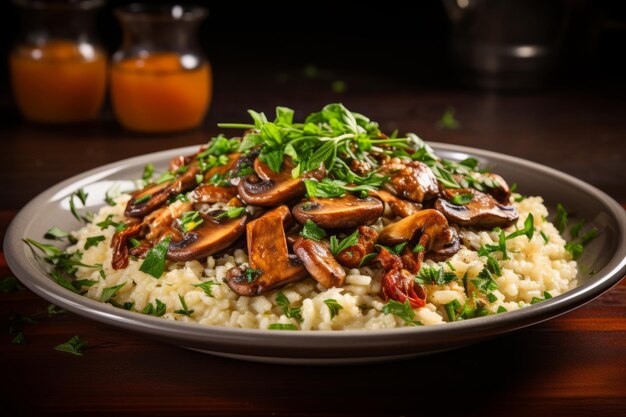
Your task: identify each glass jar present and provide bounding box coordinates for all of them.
[110,4,212,133]
[9,0,107,123]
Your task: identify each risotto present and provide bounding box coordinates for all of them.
[27,104,582,330]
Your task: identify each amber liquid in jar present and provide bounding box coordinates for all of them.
[110,53,212,133]
[10,40,107,123]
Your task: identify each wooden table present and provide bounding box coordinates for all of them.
[1,70,625,416]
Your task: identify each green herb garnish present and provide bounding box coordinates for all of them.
[299,220,327,242]
[178,211,204,232]
[139,236,172,279]
[382,299,422,326]
[44,226,77,244]
[142,299,167,317]
[275,291,303,323]
[84,235,105,250]
[555,203,568,233]
[329,229,359,255]
[324,299,344,319]
[193,280,220,297]
[451,193,473,205]
[100,282,126,302]
[54,335,87,356]
[174,294,194,317]
[215,207,246,220]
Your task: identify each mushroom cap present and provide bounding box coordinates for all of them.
[435,188,518,229]
[380,160,439,203]
[293,237,346,288]
[378,209,449,247]
[226,205,307,295]
[368,189,422,218]
[189,185,238,204]
[292,194,384,229]
[238,160,325,207]
[166,210,248,262]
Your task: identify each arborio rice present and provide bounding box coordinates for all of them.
[70,193,577,330]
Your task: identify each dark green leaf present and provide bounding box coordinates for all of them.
[174,294,194,317]
[329,229,359,255]
[100,282,126,302]
[565,241,583,259]
[193,280,220,297]
[324,299,344,319]
[581,228,598,246]
[275,291,303,323]
[54,335,87,356]
[268,323,298,330]
[178,211,204,232]
[358,252,378,267]
[506,214,534,241]
[142,163,154,181]
[139,236,172,278]
[299,220,327,242]
[84,235,105,250]
[555,203,568,233]
[142,299,167,317]
[382,299,422,326]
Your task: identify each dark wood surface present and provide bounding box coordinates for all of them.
[1,71,625,416]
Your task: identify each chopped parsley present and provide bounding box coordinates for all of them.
[329,229,359,255]
[444,299,462,321]
[84,235,105,250]
[100,282,126,302]
[139,236,172,278]
[506,214,534,241]
[44,226,77,244]
[415,266,457,286]
[540,231,550,244]
[382,299,422,326]
[142,163,155,182]
[413,244,425,253]
[178,211,204,232]
[244,268,262,283]
[275,292,303,323]
[268,323,298,330]
[54,335,87,356]
[142,299,167,317]
[555,203,568,233]
[96,215,126,231]
[174,294,194,317]
[324,299,344,319]
[358,252,378,267]
[565,241,584,259]
[451,193,473,205]
[299,219,327,242]
[497,306,508,313]
[134,194,152,204]
[215,207,246,220]
[193,280,220,297]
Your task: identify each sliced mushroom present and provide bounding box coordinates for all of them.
[427,225,460,262]
[111,223,143,270]
[335,225,378,268]
[166,210,248,262]
[369,189,422,218]
[379,160,439,203]
[293,237,346,288]
[253,156,295,182]
[237,161,325,206]
[226,205,307,295]
[189,185,238,204]
[125,162,201,218]
[143,200,194,243]
[202,152,241,182]
[378,209,451,249]
[292,194,383,229]
[435,188,518,229]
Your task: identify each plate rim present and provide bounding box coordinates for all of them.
[4,142,626,358]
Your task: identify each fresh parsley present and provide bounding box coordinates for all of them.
[139,236,172,278]
[54,335,87,356]
[382,299,423,326]
[178,211,204,232]
[555,203,568,233]
[142,299,167,317]
[174,294,194,317]
[84,235,105,250]
[192,280,220,297]
[100,282,126,302]
[299,219,327,242]
[329,229,359,255]
[275,292,303,323]
[451,193,473,205]
[415,266,457,286]
[215,207,246,220]
[324,299,344,319]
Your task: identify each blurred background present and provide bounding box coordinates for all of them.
[0,0,625,209]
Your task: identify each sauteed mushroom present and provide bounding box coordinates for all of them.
[369,189,422,218]
[380,160,439,203]
[292,237,346,288]
[166,209,248,262]
[335,225,378,268]
[226,205,307,295]
[435,188,518,229]
[292,195,383,229]
[238,161,325,206]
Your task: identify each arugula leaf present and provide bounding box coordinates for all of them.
[413,244,425,253]
[54,335,87,356]
[275,292,303,323]
[444,299,462,321]
[540,231,550,244]
[193,280,220,297]
[329,229,359,255]
[358,252,378,267]
[485,255,502,277]
[139,236,172,279]
[382,299,422,326]
[299,220,327,242]
[96,215,126,231]
[324,299,344,319]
